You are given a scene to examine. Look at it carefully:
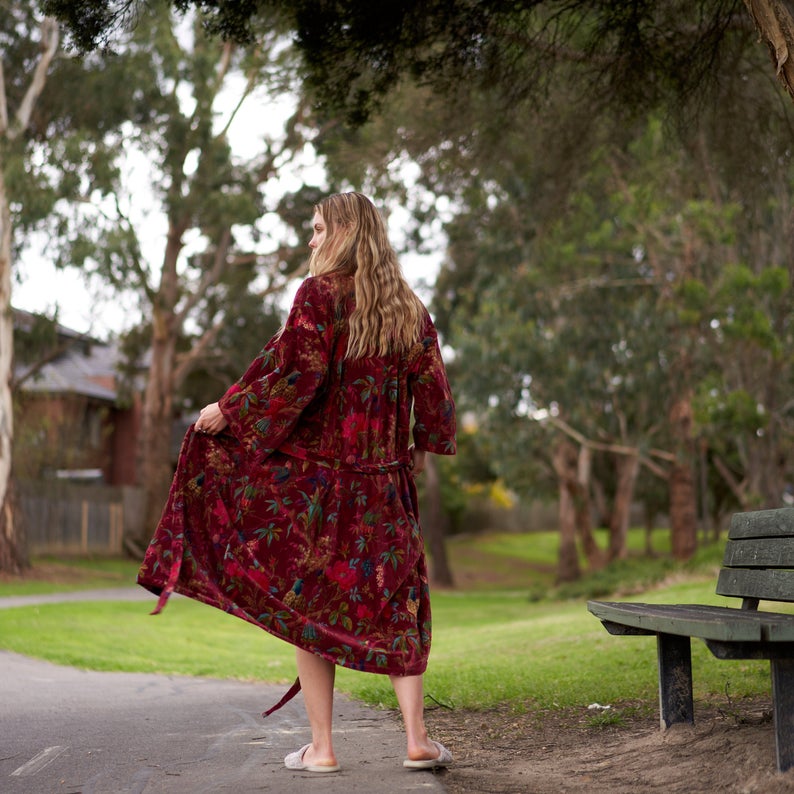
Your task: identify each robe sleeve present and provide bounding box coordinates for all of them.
[218,277,333,464]
[410,319,457,455]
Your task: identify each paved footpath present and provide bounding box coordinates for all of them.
[0,591,448,794]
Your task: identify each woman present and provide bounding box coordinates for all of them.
[137,192,456,773]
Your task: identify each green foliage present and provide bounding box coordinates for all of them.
[430,87,794,514]
[47,2,761,146]
[416,428,499,536]
[715,264,789,354]
[297,0,794,522]
[694,383,765,436]
[293,1,747,128]
[2,7,136,251]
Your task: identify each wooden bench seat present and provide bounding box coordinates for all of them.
[587,507,794,772]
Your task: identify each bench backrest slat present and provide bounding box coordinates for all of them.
[716,508,794,605]
[716,568,794,603]
[722,537,794,568]
[728,507,794,539]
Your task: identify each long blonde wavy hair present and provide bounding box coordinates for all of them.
[309,192,425,359]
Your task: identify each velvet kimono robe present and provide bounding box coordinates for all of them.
[137,273,456,681]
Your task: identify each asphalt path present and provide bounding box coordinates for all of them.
[0,590,449,794]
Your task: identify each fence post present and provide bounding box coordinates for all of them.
[20,482,144,556]
[81,500,89,553]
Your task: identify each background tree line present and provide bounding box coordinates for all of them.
[2,1,793,584]
[291,0,794,581]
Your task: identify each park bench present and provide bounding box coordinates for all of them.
[587,507,794,773]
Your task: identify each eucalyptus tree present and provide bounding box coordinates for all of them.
[0,9,58,572]
[0,5,149,572]
[58,8,322,548]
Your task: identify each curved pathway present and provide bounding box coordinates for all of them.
[0,590,448,793]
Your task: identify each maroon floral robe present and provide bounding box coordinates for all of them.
[137,273,456,679]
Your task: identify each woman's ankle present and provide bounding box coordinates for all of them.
[305,741,337,765]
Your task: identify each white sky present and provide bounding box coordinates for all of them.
[13,219,440,339]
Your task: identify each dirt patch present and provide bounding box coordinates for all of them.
[423,696,794,793]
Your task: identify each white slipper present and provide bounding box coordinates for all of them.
[403,740,453,769]
[284,743,341,773]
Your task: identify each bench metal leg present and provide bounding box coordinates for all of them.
[657,633,694,729]
[771,658,794,772]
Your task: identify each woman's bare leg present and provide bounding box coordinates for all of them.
[295,648,338,767]
[390,673,443,760]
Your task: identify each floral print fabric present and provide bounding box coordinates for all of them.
[137,273,456,677]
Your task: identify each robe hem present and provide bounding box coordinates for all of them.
[136,577,429,678]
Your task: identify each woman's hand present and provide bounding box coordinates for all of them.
[195,402,228,435]
[409,444,426,475]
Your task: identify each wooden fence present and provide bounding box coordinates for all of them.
[19,482,146,556]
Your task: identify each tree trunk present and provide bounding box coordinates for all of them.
[135,222,185,551]
[713,452,750,510]
[573,445,606,570]
[0,16,59,573]
[669,463,698,560]
[743,1,794,103]
[590,475,608,528]
[422,454,455,588]
[553,439,581,583]
[136,304,179,551]
[608,452,640,561]
[697,437,711,545]
[0,164,25,573]
[668,394,698,561]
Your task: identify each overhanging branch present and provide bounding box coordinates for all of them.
[11,18,60,140]
[744,0,794,102]
[539,412,674,479]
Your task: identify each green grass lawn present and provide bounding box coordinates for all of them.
[0,531,779,714]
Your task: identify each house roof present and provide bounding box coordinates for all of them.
[14,311,120,403]
[19,345,119,401]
